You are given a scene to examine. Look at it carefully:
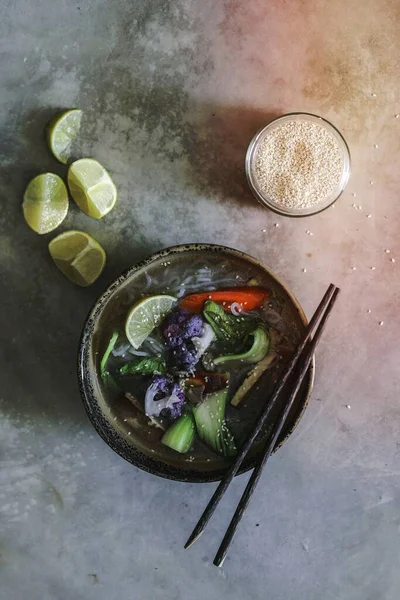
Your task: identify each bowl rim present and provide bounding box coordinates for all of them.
[77,243,315,482]
[245,111,352,218]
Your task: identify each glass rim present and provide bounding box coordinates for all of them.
[245,112,351,218]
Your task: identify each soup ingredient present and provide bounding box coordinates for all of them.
[23,173,69,234]
[253,119,343,210]
[191,323,215,357]
[48,230,106,286]
[173,342,199,372]
[119,356,166,376]
[193,390,237,457]
[203,301,258,342]
[162,308,203,348]
[180,287,269,313]
[100,330,119,387]
[214,327,270,365]
[68,158,117,219]
[187,372,230,395]
[125,294,176,349]
[184,380,205,406]
[230,302,242,316]
[231,352,277,407]
[125,392,166,430]
[162,310,215,372]
[46,109,83,164]
[161,413,195,454]
[145,375,185,418]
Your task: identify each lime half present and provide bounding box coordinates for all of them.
[125,295,177,349]
[46,109,82,164]
[23,173,69,234]
[49,230,106,287]
[68,158,117,219]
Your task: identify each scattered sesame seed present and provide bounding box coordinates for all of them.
[379,321,384,326]
[274,223,279,227]
[374,144,379,149]
[371,266,376,270]
[352,203,357,209]
[352,193,357,197]
[385,249,391,253]
[372,93,377,97]
[391,258,395,263]
[367,214,372,218]
[302,268,307,273]
[396,114,400,119]
[262,228,266,232]
[358,205,362,210]
[367,309,371,313]
[346,404,351,409]
[235,275,240,279]
[128,431,131,435]
[351,267,357,270]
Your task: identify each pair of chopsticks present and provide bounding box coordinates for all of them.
[185,283,340,567]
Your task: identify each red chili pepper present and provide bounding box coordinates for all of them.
[179,287,269,313]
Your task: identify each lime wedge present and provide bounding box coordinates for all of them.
[68,158,117,219]
[23,173,69,234]
[125,295,177,349]
[49,230,106,287]
[46,109,82,164]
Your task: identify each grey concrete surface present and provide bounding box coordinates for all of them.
[1,1,399,599]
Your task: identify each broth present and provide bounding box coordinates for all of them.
[90,249,307,472]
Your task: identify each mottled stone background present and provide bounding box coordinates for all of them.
[1,1,399,599]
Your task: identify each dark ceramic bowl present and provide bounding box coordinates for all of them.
[78,244,314,482]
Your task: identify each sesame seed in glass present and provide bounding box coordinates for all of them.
[245,113,351,217]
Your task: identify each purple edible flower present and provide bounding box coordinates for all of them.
[183,314,203,338]
[145,376,185,419]
[173,342,199,371]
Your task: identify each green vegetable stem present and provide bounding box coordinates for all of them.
[100,331,119,386]
[161,413,196,454]
[193,390,237,457]
[214,327,270,365]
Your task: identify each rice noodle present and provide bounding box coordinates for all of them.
[143,336,165,355]
[112,342,131,357]
[230,302,242,316]
[197,268,211,274]
[128,349,150,357]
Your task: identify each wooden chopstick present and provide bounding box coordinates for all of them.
[184,283,337,551]
[213,286,340,566]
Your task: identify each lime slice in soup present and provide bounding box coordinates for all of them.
[68,158,117,219]
[46,109,83,164]
[23,173,69,234]
[48,230,106,286]
[125,295,177,349]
